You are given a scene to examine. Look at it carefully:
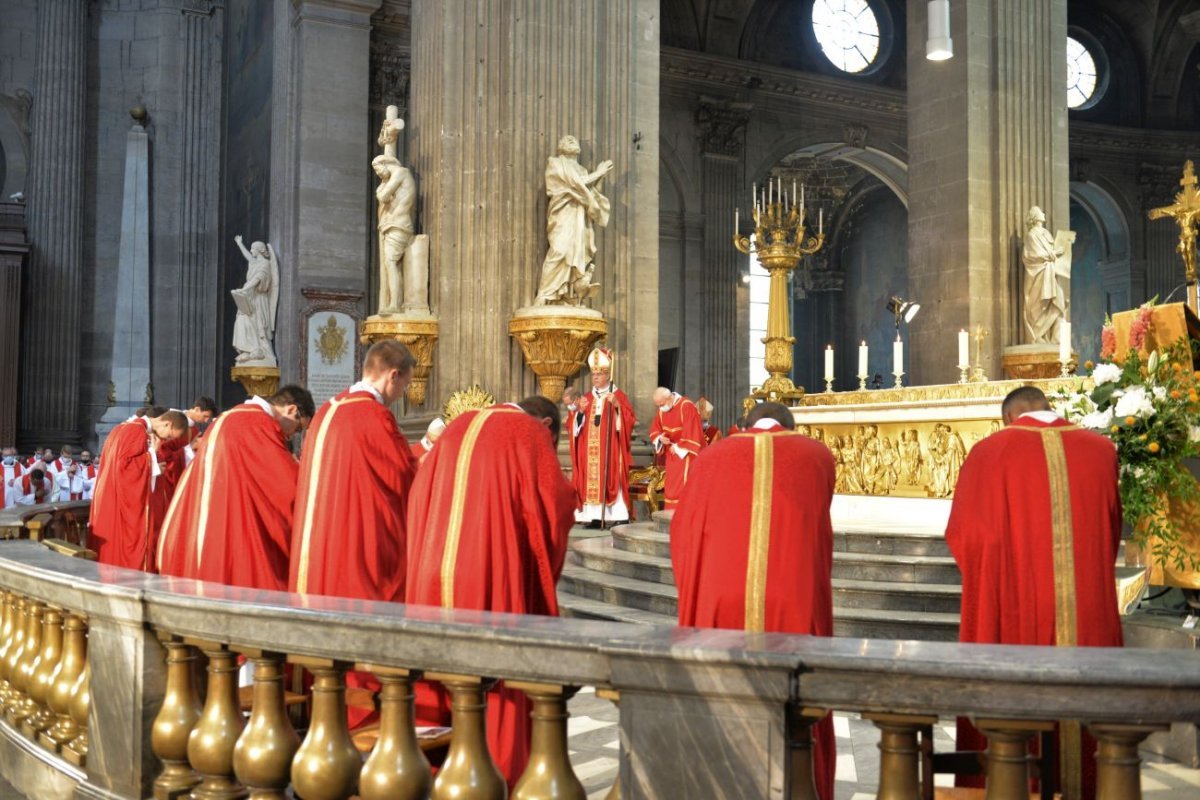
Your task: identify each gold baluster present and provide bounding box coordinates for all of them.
[7,600,44,723]
[976,719,1053,800]
[1090,722,1167,800]
[289,656,361,800]
[786,704,825,800]
[63,661,90,767]
[428,673,506,800]
[865,713,937,800]
[232,650,300,800]
[595,689,620,800]
[41,613,87,752]
[0,598,28,706]
[358,664,431,800]
[22,606,65,737]
[0,596,22,703]
[151,636,204,799]
[0,593,14,683]
[510,681,585,800]
[186,640,247,800]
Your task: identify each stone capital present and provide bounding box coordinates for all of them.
[294,0,383,27]
[695,95,753,158]
[180,0,221,17]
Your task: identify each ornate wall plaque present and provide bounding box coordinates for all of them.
[300,288,362,407]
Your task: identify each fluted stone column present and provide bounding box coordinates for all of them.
[697,97,752,414]
[907,0,1069,383]
[409,0,659,413]
[0,205,29,446]
[20,0,87,446]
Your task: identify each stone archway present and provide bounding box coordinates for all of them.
[753,141,908,208]
[1068,180,1131,363]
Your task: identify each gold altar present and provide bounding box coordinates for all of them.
[792,378,1083,499]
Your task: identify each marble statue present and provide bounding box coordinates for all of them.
[373,105,428,316]
[533,135,614,306]
[1022,205,1075,343]
[231,235,279,367]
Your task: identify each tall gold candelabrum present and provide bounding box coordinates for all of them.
[733,189,824,403]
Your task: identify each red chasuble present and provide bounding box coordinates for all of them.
[946,415,1122,799]
[649,394,706,508]
[671,428,837,800]
[148,425,198,559]
[703,423,723,446]
[568,387,635,513]
[156,403,298,590]
[90,419,155,570]
[406,406,576,787]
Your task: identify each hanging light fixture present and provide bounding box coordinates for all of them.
[926,0,953,61]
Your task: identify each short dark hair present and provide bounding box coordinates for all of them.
[268,384,316,420]
[517,395,561,442]
[138,405,168,418]
[1001,386,1050,419]
[155,410,189,433]
[363,340,416,376]
[31,468,44,481]
[745,401,795,430]
[192,396,218,413]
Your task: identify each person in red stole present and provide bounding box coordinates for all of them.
[947,386,1122,800]
[649,387,705,508]
[410,417,446,464]
[566,347,635,527]
[671,401,836,800]
[156,385,314,590]
[697,396,722,446]
[290,341,417,728]
[90,409,188,570]
[406,396,576,788]
[149,397,217,552]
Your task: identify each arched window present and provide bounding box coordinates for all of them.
[1066,35,1100,109]
[811,0,881,74]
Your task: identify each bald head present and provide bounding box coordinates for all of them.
[652,387,672,407]
[1001,386,1051,425]
[745,401,795,430]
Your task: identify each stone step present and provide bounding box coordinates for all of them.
[556,591,676,626]
[559,564,678,617]
[651,511,673,533]
[832,552,961,585]
[833,607,960,641]
[612,523,670,558]
[617,523,953,561]
[571,538,673,584]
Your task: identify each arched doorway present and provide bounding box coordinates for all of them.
[1068,181,1130,365]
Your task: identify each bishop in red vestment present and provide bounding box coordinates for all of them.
[649,387,705,508]
[406,396,576,787]
[671,402,836,800]
[946,386,1123,800]
[568,347,635,526]
[157,386,314,590]
[91,410,188,570]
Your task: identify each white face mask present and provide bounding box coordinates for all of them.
[1,457,14,466]
[61,456,72,464]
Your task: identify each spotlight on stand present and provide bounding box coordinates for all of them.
[926,0,953,61]
[887,296,920,332]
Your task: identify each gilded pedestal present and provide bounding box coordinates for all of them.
[509,306,608,400]
[230,366,280,397]
[360,314,439,405]
[1002,343,1077,379]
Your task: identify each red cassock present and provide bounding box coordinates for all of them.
[702,423,723,446]
[649,395,706,508]
[671,428,837,800]
[289,389,416,728]
[148,425,199,561]
[90,419,155,570]
[156,403,298,590]
[406,405,576,787]
[946,415,1123,799]
[568,387,635,515]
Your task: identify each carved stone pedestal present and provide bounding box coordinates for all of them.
[509,307,608,401]
[360,314,439,406]
[230,366,281,398]
[1002,343,1077,380]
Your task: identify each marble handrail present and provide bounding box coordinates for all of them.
[0,541,1197,798]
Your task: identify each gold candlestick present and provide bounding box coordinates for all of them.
[969,325,989,383]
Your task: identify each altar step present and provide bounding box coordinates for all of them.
[558,513,962,641]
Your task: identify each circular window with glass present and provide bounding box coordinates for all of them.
[811,0,881,74]
[1066,35,1100,109]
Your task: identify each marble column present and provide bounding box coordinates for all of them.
[176,0,224,404]
[19,0,87,447]
[907,0,1069,383]
[271,0,381,385]
[696,97,752,414]
[409,0,659,413]
[0,204,29,446]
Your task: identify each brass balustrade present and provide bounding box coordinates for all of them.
[22,606,64,737]
[0,543,1194,800]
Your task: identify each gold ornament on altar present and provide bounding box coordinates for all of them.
[734,178,824,403]
[315,315,349,365]
[230,365,280,397]
[1148,160,1200,311]
[442,385,495,422]
[360,316,439,406]
[508,308,608,401]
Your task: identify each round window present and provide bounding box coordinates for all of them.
[812,0,881,74]
[1066,36,1100,109]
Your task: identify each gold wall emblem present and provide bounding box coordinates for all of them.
[442,385,495,422]
[315,315,349,365]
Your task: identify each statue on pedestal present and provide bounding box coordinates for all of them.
[1022,205,1075,344]
[372,104,430,317]
[533,135,614,306]
[231,235,279,367]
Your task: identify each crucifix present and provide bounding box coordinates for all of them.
[1149,160,1200,312]
[377,104,404,158]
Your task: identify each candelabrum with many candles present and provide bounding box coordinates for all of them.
[733,182,824,403]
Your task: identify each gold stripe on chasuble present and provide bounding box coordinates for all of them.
[1039,427,1082,800]
[294,397,372,593]
[585,407,603,505]
[744,435,774,633]
[439,409,514,607]
[192,408,250,571]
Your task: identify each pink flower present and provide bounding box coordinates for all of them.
[1100,324,1116,360]
[1129,306,1154,351]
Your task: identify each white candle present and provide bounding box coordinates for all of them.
[893,336,904,374]
[824,345,834,382]
[793,180,797,208]
[858,341,868,376]
[752,182,756,207]
[958,329,969,368]
[1059,321,1071,363]
[734,207,739,235]
[818,208,823,235]
[768,180,773,205]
